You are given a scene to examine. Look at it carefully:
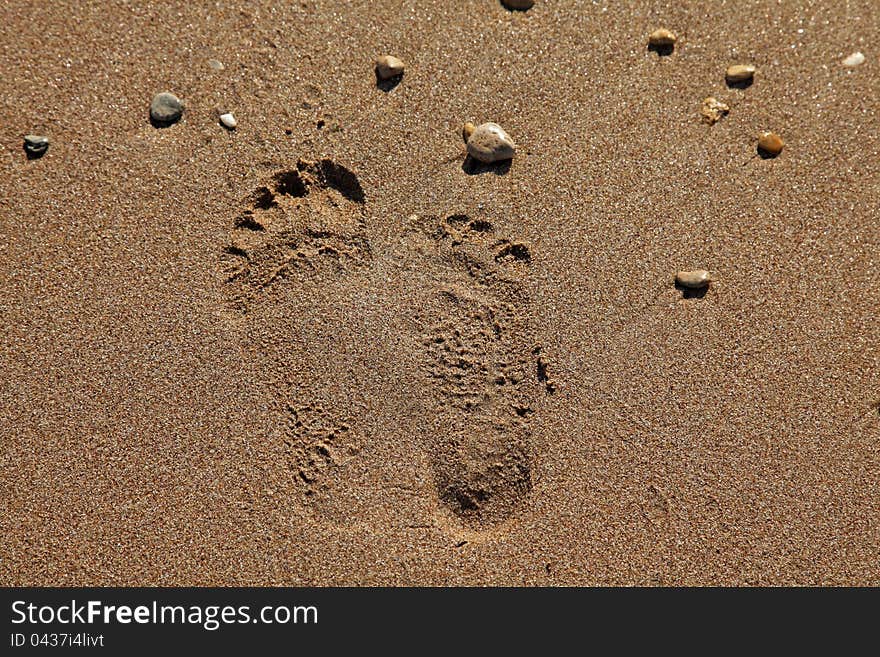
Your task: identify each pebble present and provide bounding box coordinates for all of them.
[462,122,476,143]
[465,122,516,163]
[208,59,224,71]
[648,28,677,48]
[726,64,756,84]
[842,51,865,67]
[375,55,405,80]
[501,0,535,9]
[219,112,237,130]
[675,270,712,289]
[757,131,785,157]
[23,134,49,157]
[150,92,184,125]
[700,97,730,125]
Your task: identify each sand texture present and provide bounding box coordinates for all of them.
[1,0,878,585]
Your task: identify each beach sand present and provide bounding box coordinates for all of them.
[1,0,877,585]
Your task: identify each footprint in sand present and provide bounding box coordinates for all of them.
[218,167,552,533]
[219,158,372,315]
[404,213,553,531]
[283,399,363,504]
[217,158,371,517]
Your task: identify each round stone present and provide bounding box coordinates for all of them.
[150,92,184,125]
[466,122,516,164]
[219,112,237,129]
[648,28,677,47]
[375,55,405,80]
[23,134,49,157]
[757,131,784,157]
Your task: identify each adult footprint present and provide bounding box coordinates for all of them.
[405,213,551,531]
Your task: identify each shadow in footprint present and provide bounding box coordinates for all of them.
[495,242,531,263]
[462,156,512,176]
[674,282,709,299]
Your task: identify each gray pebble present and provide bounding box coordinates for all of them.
[150,92,184,125]
[208,59,224,71]
[24,134,49,157]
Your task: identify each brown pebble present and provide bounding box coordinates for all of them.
[726,64,756,85]
[675,270,712,289]
[462,122,476,143]
[757,131,784,157]
[700,97,730,125]
[648,28,677,47]
[375,55,405,80]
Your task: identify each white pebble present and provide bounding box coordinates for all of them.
[466,122,516,163]
[219,112,237,129]
[725,64,756,84]
[675,270,712,289]
[842,51,865,67]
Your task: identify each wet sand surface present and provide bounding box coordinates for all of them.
[1,0,878,585]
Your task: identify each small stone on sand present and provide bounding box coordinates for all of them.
[150,92,184,125]
[675,270,712,289]
[465,122,516,164]
[23,135,49,157]
[842,51,865,67]
[501,0,535,10]
[219,112,237,130]
[757,131,784,157]
[648,28,677,48]
[208,59,224,71]
[726,64,756,85]
[700,97,730,124]
[375,55,405,80]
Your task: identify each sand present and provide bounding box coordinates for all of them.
[1,0,878,586]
